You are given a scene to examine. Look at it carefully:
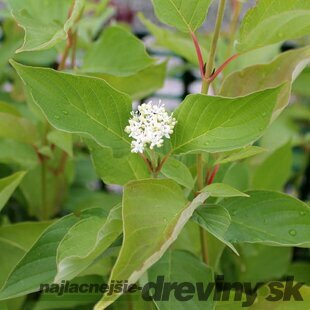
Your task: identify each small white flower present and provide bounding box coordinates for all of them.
[125,101,177,153]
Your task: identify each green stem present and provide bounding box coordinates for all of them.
[71,31,78,69]
[198,0,226,264]
[200,225,209,264]
[58,37,71,70]
[201,0,227,94]
[150,149,158,178]
[40,157,48,220]
[197,153,209,264]
[225,0,242,61]
[196,154,204,191]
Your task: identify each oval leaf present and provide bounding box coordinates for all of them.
[0,171,26,212]
[0,112,38,144]
[0,208,105,300]
[83,25,155,76]
[172,87,281,155]
[221,191,310,247]
[11,60,132,157]
[236,0,310,52]
[88,140,150,185]
[215,146,267,165]
[161,157,195,189]
[151,0,212,32]
[95,179,209,309]
[192,205,238,255]
[201,183,249,198]
[148,250,214,309]
[93,62,167,100]
[221,47,310,116]
[139,14,208,65]
[252,142,292,191]
[55,204,122,282]
[8,0,85,52]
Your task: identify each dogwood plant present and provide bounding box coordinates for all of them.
[0,0,309,309]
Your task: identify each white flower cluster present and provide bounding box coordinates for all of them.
[125,101,177,153]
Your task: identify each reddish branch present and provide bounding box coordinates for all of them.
[58,0,79,70]
[190,31,206,79]
[207,54,239,83]
[54,152,69,176]
[139,153,153,174]
[207,164,220,185]
[155,151,172,174]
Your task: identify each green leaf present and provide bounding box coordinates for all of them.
[224,43,281,76]
[220,244,292,283]
[193,205,238,255]
[204,232,227,271]
[215,293,248,309]
[95,179,209,309]
[0,221,52,251]
[0,101,20,116]
[0,222,51,289]
[236,0,310,52]
[260,105,304,151]
[253,283,310,309]
[215,146,267,165]
[252,142,292,191]
[34,275,105,309]
[222,163,250,192]
[0,19,23,74]
[221,47,310,115]
[83,25,154,76]
[63,188,121,213]
[0,171,26,212]
[293,67,310,96]
[0,214,77,299]
[0,241,25,291]
[111,287,157,310]
[11,60,132,157]
[79,1,115,43]
[172,87,281,155]
[0,138,38,168]
[19,164,65,219]
[151,0,212,32]
[55,204,122,282]
[221,191,310,247]
[8,0,85,52]
[287,262,310,286]
[148,250,214,309]
[140,14,208,65]
[92,62,167,100]
[161,157,195,189]
[201,183,249,198]
[0,112,37,144]
[0,208,104,300]
[171,221,201,257]
[47,130,73,157]
[88,141,150,185]
[14,48,58,67]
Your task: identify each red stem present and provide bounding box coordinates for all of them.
[155,151,172,174]
[190,31,205,79]
[139,153,154,174]
[231,0,238,12]
[207,164,220,185]
[55,152,69,176]
[207,53,239,83]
